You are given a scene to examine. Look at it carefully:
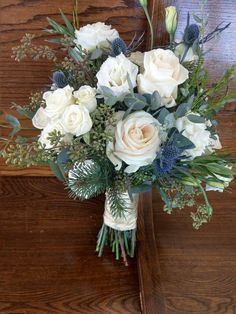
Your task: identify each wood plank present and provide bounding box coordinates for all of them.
[0,176,141,314]
[137,190,166,314]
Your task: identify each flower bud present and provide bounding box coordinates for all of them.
[165,6,177,35]
[139,0,147,7]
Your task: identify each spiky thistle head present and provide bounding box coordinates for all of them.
[111,38,127,56]
[162,144,181,161]
[183,24,200,46]
[52,70,68,88]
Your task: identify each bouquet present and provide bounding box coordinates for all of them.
[1,1,235,265]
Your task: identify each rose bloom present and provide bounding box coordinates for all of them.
[97,53,138,100]
[176,114,222,159]
[74,22,119,51]
[73,85,97,113]
[138,49,189,100]
[107,111,161,173]
[61,104,92,136]
[43,85,74,120]
[38,120,65,149]
[32,107,50,129]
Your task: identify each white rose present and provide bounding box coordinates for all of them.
[174,40,198,62]
[74,22,119,51]
[97,53,138,100]
[137,49,189,100]
[38,120,65,149]
[175,114,220,159]
[43,85,74,120]
[111,111,161,173]
[73,85,97,112]
[32,107,50,129]
[61,104,92,136]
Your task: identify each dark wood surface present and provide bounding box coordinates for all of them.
[0,176,140,314]
[0,0,236,313]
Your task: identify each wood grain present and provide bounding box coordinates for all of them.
[137,190,166,314]
[0,176,140,314]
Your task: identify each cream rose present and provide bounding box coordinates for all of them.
[175,114,221,159]
[43,85,74,120]
[110,111,161,173]
[38,120,65,149]
[137,49,189,99]
[74,22,119,51]
[96,53,138,100]
[61,104,92,136]
[73,85,97,112]
[32,107,50,129]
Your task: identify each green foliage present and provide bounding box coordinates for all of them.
[12,34,57,62]
[67,159,113,200]
[45,10,75,38]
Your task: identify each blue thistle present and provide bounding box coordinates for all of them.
[162,144,181,161]
[112,38,127,56]
[154,159,174,176]
[183,23,200,46]
[52,71,68,88]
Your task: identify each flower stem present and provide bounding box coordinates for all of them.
[143,5,154,50]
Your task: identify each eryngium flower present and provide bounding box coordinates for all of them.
[52,71,68,88]
[162,144,181,161]
[112,38,127,56]
[183,24,200,46]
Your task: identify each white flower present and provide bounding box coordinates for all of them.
[38,120,65,149]
[110,111,161,173]
[61,104,92,136]
[73,85,97,112]
[74,22,119,51]
[32,107,50,129]
[175,114,221,159]
[175,40,198,62]
[43,85,74,120]
[96,53,138,100]
[137,49,189,100]
[205,166,233,192]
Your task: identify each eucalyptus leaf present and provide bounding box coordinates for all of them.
[157,108,169,124]
[193,14,203,23]
[175,102,191,118]
[16,136,27,144]
[90,48,103,60]
[49,161,66,182]
[174,133,195,150]
[187,114,205,123]
[124,93,147,110]
[150,91,161,110]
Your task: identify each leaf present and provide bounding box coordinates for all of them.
[15,105,35,119]
[60,9,75,37]
[174,133,195,150]
[157,108,169,124]
[175,102,191,118]
[99,86,118,106]
[16,136,27,144]
[127,74,135,94]
[83,132,91,144]
[5,114,21,128]
[187,114,205,123]
[49,161,66,182]
[47,38,63,44]
[47,17,71,36]
[150,91,161,110]
[193,14,203,23]
[90,48,103,60]
[124,93,147,110]
[164,113,175,127]
[69,47,83,63]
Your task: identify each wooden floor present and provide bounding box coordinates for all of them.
[0,177,140,314]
